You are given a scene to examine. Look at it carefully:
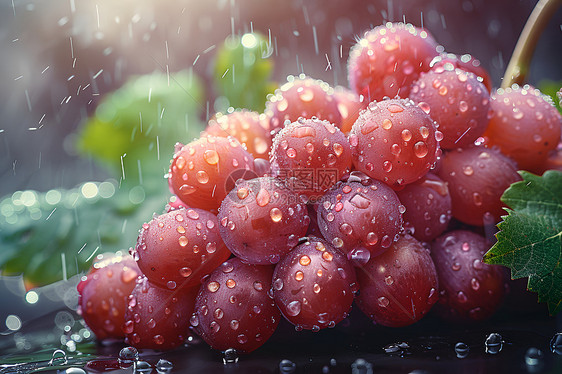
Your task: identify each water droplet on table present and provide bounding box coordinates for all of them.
[223,348,239,364]
[454,342,469,358]
[279,359,296,373]
[485,333,503,354]
[156,358,173,373]
[351,358,373,374]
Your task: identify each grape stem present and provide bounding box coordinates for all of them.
[502,0,562,88]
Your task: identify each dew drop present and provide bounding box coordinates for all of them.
[286,300,302,316]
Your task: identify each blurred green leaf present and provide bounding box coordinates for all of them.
[214,32,276,111]
[537,80,562,114]
[0,180,168,287]
[77,69,205,182]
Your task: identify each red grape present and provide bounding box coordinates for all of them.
[77,253,140,340]
[317,177,404,262]
[271,237,357,331]
[204,110,273,160]
[348,22,439,102]
[191,258,280,353]
[124,276,197,350]
[429,53,492,92]
[333,86,366,134]
[270,117,352,200]
[409,68,491,149]
[349,98,441,188]
[430,230,506,322]
[483,84,562,172]
[218,177,310,265]
[355,234,439,327]
[436,146,521,226]
[133,207,230,291]
[168,135,255,212]
[265,74,342,132]
[396,173,452,242]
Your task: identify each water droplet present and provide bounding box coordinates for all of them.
[270,208,283,222]
[383,161,393,172]
[136,361,152,372]
[455,342,469,358]
[414,142,428,158]
[299,255,311,266]
[438,86,448,96]
[550,333,562,354]
[473,259,483,270]
[361,121,378,135]
[351,358,373,374]
[256,188,270,207]
[226,279,236,288]
[471,278,480,290]
[387,104,404,113]
[156,359,173,373]
[279,359,296,373]
[178,236,189,247]
[378,296,390,307]
[333,143,344,156]
[525,347,544,367]
[196,170,209,184]
[208,281,220,293]
[203,150,219,165]
[418,102,431,114]
[452,262,461,271]
[118,346,138,367]
[49,349,68,366]
[295,271,304,281]
[457,291,467,303]
[401,129,412,141]
[273,278,284,291]
[485,333,503,354]
[459,101,468,113]
[382,119,393,130]
[223,348,239,364]
[286,300,302,316]
[286,148,297,158]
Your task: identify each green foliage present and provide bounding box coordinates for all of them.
[537,80,562,114]
[0,181,168,287]
[214,32,276,112]
[483,170,562,314]
[77,69,205,181]
[0,70,207,287]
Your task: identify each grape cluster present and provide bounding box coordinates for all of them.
[77,21,562,354]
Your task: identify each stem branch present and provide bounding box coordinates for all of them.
[502,0,562,88]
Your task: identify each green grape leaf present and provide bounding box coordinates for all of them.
[214,32,275,111]
[0,180,168,287]
[76,69,205,182]
[483,170,562,314]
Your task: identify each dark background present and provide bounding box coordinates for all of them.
[0,0,561,198]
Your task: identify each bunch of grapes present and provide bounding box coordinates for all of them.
[77,22,562,354]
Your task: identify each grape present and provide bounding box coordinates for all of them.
[348,22,439,102]
[349,98,441,188]
[271,237,357,331]
[124,276,197,350]
[355,235,439,327]
[430,230,506,322]
[270,117,352,200]
[77,253,140,340]
[168,135,256,212]
[429,53,492,92]
[191,258,280,353]
[436,146,521,226]
[204,109,273,160]
[409,68,491,149]
[483,84,562,172]
[333,86,366,134]
[133,207,231,291]
[218,177,310,265]
[265,74,342,132]
[396,173,452,242]
[317,177,403,262]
